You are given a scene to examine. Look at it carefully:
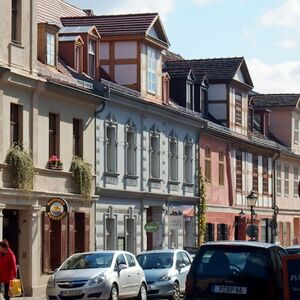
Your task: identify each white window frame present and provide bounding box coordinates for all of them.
[294,166,299,197]
[46,32,55,66]
[105,118,118,174]
[294,118,299,144]
[125,123,137,176]
[88,39,96,78]
[149,129,160,179]
[276,162,282,196]
[284,163,289,197]
[186,81,194,110]
[169,134,178,182]
[147,47,157,94]
[183,138,193,184]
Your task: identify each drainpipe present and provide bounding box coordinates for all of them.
[271,151,280,244]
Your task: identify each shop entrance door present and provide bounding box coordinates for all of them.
[3,209,19,263]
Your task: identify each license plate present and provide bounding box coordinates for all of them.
[61,290,82,296]
[212,285,247,294]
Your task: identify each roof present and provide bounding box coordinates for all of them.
[37,0,87,27]
[164,57,253,87]
[202,240,282,249]
[162,50,184,63]
[251,94,300,108]
[59,25,95,34]
[61,13,169,46]
[58,35,82,42]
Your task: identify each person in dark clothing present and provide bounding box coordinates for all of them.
[0,240,17,300]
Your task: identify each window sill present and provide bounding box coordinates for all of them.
[168,180,180,185]
[124,174,139,179]
[149,177,163,182]
[104,171,120,177]
[10,41,24,49]
[183,182,194,187]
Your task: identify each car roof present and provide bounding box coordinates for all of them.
[285,245,300,249]
[137,249,185,255]
[71,250,134,255]
[202,240,283,249]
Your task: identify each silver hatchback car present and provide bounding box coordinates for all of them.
[46,250,147,300]
[136,249,192,300]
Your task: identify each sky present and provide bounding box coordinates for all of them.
[67,0,300,94]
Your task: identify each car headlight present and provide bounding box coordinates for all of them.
[159,275,171,281]
[47,276,55,288]
[88,275,105,287]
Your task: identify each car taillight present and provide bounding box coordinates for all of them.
[185,274,194,295]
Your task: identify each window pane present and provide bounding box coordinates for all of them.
[49,113,58,157]
[169,139,178,181]
[88,39,96,77]
[126,130,136,175]
[252,155,258,192]
[236,150,242,191]
[147,47,157,94]
[73,119,82,157]
[46,33,55,66]
[235,93,242,126]
[150,134,160,178]
[107,126,116,172]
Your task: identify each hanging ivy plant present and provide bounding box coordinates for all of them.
[198,167,207,246]
[70,156,93,202]
[5,144,35,193]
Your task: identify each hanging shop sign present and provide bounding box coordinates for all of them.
[144,222,159,232]
[46,197,68,220]
[169,208,184,230]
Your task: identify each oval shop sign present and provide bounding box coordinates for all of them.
[46,197,69,220]
[144,222,159,232]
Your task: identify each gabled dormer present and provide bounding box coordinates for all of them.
[61,13,170,103]
[58,26,101,79]
[38,23,60,67]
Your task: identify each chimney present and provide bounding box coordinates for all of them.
[83,9,94,16]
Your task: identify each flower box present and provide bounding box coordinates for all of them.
[47,155,63,170]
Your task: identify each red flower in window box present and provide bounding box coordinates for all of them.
[47,155,63,170]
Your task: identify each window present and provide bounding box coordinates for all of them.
[73,119,83,157]
[169,136,178,181]
[236,150,242,191]
[205,146,211,183]
[106,125,117,173]
[252,155,258,193]
[284,164,289,197]
[219,151,224,185]
[10,103,22,145]
[75,46,81,72]
[49,113,59,157]
[147,47,157,94]
[294,166,299,198]
[235,93,242,127]
[205,223,215,242]
[217,224,228,240]
[183,141,193,184]
[200,88,207,113]
[11,0,21,43]
[125,128,136,176]
[294,118,299,144]
[46,32,55,66]
[263,157,269,195]
[276,163,282,196]
[186,82,194,110]
[88,39,96,78]
[150,131,160,178]
[125,254,136,267]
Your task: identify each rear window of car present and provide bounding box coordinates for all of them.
[193,246,271,279]
[286,248,300,255]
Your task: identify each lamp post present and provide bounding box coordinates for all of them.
[247,191,258,241]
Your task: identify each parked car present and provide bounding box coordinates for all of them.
[136,249,192,300]
[285,245,300,255]
[46,250,147,300]
[185,241,287,300]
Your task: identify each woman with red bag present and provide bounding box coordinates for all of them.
[0,240,17,300]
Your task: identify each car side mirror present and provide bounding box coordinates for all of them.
[177,263,186,271]
[118,263,128,271]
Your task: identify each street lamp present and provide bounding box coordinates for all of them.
[247,191,258,241]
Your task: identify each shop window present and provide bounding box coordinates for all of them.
[10,103,22,146]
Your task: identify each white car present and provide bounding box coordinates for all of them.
[46,250,147,300]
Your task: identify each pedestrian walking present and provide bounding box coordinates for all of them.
[0,240,17,300]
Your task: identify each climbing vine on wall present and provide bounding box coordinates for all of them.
[198,167,207,246]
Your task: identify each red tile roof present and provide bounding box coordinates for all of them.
[37,0,87,27]
[61,13,159,36]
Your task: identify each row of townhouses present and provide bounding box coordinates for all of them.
[1,0,300,296]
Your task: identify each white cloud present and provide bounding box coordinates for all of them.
[68,0,175,21]
[193,0,219,6]
[248,58,300,93]
[278,38,296,49]
[260,0,300,29]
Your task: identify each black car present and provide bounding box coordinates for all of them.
[285,245,300,255]
[185,241,287,300]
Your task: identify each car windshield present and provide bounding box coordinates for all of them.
[60,253,114,270]
[194,246,270,279]
[137,253,173,269]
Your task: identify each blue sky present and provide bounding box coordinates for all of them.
[67,0,300,93]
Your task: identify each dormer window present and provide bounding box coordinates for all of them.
[75,46,81,72]
[46,32,56,66]
[200,87,207,113]
[147,47,157,94]
[88,39,96,77]
[186,82,194,110]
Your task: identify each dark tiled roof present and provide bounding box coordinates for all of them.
[61,13,159,36]
[251,94,300,108]
[163,65,192,79]
[164,57,253,87]
[162,50,184,63]
[37,0,86,27]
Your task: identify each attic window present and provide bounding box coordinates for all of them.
[88,39,96,78]
[147,47,157,94]
[75,46,81,73]
[186,82,194,110]
[46,32,56,66]
[235,93,242,127]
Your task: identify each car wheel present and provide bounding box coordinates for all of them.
[169,282,180,300]
[137,283,147,300]
[109,284,118,300]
